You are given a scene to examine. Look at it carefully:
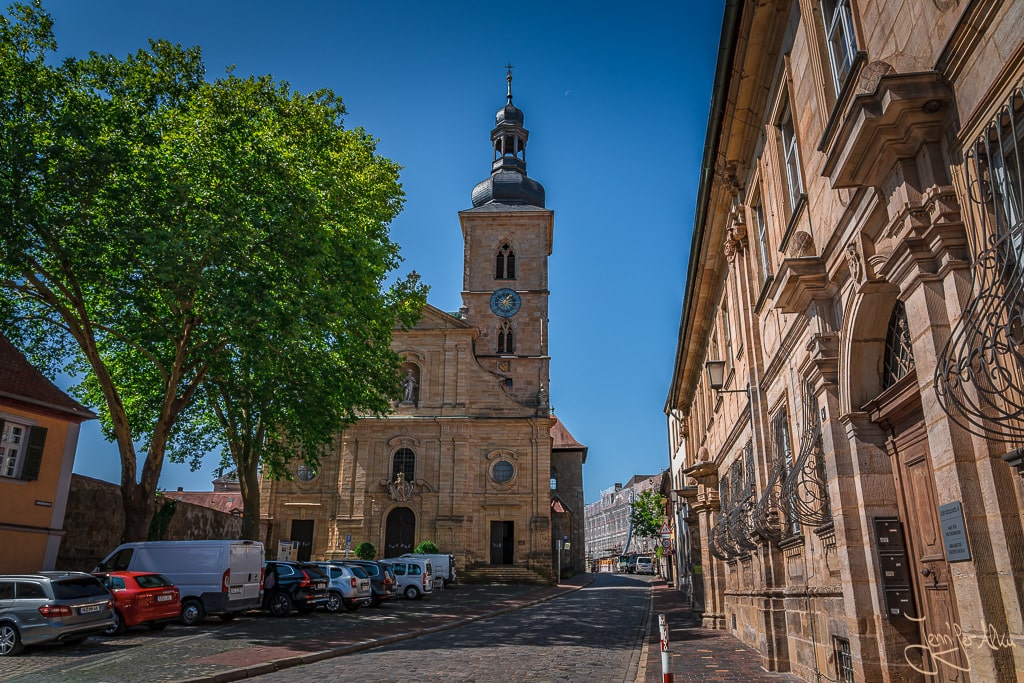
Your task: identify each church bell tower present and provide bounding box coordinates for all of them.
[459,67,553,412]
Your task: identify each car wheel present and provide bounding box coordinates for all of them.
[0,623,23,657]
[105,609,125,636]
[180,599,206,626]
[342,598,360,612]
[267,591,292,617]
[404,585,420,600]
[147,622,169,631]
[325,591,342,613]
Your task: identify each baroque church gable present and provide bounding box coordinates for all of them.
[402,303,473,331]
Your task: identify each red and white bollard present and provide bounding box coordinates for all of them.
[659,613,674,683]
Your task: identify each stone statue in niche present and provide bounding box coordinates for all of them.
[400,369,418,404]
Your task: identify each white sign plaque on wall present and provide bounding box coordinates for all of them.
[939,501,971,562]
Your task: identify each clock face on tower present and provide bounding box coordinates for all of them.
[489,288,522,317]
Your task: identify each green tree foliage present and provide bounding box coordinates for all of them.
[630,488,667,541]
[414,540,439,554]
[0,1,425,541]
[354,542,377,560]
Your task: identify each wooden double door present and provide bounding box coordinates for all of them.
[874,378,966,681]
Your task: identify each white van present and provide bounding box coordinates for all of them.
[94,540,264,625]
[399,553,456,586]
[381,557,433,599]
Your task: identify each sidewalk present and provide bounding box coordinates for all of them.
[642,579,802,683]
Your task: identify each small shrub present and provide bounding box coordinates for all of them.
[354,542,377,559]
[414,540,439,554]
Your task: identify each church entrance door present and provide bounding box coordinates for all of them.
[490,521,514,565]
[290,520,314,562]
[385,507,415,556]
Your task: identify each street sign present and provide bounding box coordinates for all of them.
[660,522,671,538]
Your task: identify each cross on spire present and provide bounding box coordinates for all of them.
[505,63,514,104]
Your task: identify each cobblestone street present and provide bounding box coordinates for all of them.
[3,574,806,683]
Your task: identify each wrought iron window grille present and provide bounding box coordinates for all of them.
[883,302,915,390]
[936,77,1024,445]
[779,389,832,529]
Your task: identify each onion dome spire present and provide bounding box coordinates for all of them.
[471,65,546,208]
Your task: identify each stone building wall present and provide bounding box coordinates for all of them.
[666,1,1024,682]
[56,474,243,572]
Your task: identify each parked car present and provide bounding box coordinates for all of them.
[399,553,456,586]
[626,554,639,574]
[342,560,397,606]
[0,572,114,657]
[381,557,433,600]
[616,556,629,573]
[94,540,264,626]
[315,563,371,613]
[93,571,181,635]
[635,556,656,575]
[262,561,328,617]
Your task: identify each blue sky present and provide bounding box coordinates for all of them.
[39,0,724,504]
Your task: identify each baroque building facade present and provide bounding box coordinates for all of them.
[665,1,1024,682]
[261,72,586,583]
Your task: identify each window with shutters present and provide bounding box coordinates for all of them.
[0,417,43,480]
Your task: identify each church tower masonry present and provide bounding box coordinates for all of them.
[460,68,552,412]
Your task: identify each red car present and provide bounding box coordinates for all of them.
[94,571,181,635]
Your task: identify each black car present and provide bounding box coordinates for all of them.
[340,560,397,606]
[261,561,328,617]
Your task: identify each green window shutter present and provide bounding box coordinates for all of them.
[20,426,47,481]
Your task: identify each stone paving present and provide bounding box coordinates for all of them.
[642,579,803,683]
[3,574,808,683]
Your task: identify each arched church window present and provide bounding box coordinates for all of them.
[883,301,915,389]
[497,320,515,354]
[392,447,415,483]
[496,242,516,280]
[550,467,557,490]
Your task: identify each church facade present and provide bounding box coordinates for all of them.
[260,72,586,583]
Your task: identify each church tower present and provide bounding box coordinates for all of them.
[460,67,552,412]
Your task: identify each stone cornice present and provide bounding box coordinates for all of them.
[823,71,955,189]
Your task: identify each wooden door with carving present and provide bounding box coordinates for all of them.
[886,402,966,681]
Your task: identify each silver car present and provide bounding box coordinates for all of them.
[315,563,371,612]
[0,572,114,656]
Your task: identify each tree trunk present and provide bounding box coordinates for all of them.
[238,449,262,541]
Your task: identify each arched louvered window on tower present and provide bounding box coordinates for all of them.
[497,320,515,354]
[496,242,516,280]
[883,302,915,389]
[392,448,415,483]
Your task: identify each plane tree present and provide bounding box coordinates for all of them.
[0,1,424,541]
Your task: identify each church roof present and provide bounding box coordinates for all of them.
[169,490,244,516]
[551,416,588,462]
[0,334,95,421]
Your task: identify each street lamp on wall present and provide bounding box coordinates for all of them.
[705,359,748,395]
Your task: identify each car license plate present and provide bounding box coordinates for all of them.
[79,604,101,614]
[315,582,326,590]
[156,594,173,602]
[229,586,242,594]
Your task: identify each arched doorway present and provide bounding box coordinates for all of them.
[863,303,966,680]
[384,507,415,557]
